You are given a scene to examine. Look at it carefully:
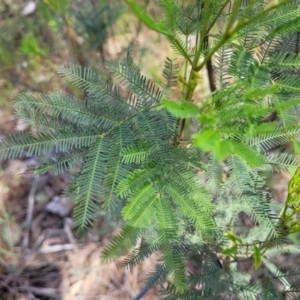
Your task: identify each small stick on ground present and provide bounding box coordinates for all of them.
[64,217,77,246]
[22,175,39,250]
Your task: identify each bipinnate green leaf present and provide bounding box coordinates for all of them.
[160,98,199,118]
[253,245,262,270]
[73,136,110,233]
[156,198,186,292]
[222,244,238,256]
[122,182,156,224]
[225,231,243,244]
[230,141,265,167]
[101,225,141,262]
[292,140,300,155]
[214,140,232,161]
[193,130,234,161]
[193,128,221,152]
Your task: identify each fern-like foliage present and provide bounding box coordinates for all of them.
[0,54,217,290]
[2,0,300,299]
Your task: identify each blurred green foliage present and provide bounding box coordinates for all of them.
[19,34,49,57]
[0,0,132,105]
[44,0,71,14]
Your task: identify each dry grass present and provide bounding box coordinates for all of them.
[60,243,161,300]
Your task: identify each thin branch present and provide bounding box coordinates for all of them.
[0,76,42,93]
[21,176,39,249]
[18,286,59,298]
[204,35,217,93]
